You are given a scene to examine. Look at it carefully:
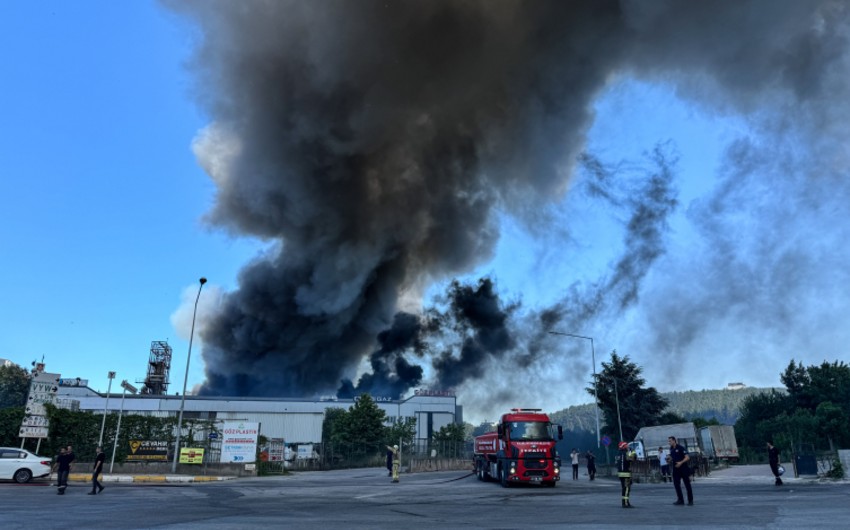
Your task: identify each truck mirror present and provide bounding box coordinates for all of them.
[557,425,563,440]
[497,424,504,436]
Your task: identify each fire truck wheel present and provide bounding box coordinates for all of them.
[499,465,510,488]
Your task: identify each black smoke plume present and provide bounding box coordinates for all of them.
[167,1,850,405]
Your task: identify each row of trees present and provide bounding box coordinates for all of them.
[736,360,850,456]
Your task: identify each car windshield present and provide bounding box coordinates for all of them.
[510,421,551,440]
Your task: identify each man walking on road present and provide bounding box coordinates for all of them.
[668,436,693,506]
[52,447,72,495]
[89,446,105,495]
[767,441,783,486]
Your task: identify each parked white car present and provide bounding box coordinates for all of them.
[0,447,52,483]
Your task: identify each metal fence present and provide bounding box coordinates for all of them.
[257,440,472,474]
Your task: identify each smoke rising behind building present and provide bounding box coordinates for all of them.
[168,1,850,418]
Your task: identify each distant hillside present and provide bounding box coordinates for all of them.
[550,387,782,432]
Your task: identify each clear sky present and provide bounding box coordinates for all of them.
[2,2,848,423]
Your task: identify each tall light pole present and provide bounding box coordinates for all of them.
[110,380,138,473]
[548,331,600,450]
[613,378,623,442]
[98,372,116,447]
[172,277,207,473]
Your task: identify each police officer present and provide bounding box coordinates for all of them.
[668,436,693,505]
[616,441,636,508]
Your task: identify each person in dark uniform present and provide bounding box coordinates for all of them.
[586,450,596,481]
[386,447,394,477]
[89,446,105,495]
[616,441,636,508]
[767,441,783,486]
[52,447,72,495]
[668,436,693,505]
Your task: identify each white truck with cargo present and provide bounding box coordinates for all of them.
[699,425,739,461]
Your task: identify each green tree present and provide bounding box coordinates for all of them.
[735,389,794,453]
[432,422,467,443]
[0,364,30,409]
[345,394,387,447]
[385,417,416,447]
[0,407,25,446]
[587,351,668,441]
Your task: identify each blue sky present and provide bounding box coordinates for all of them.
[0,1,256,392]
[2,2,848,421]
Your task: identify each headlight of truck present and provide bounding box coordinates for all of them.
[554,467,560,474]
[510,462,517,474]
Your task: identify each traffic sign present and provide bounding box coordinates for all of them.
[209,432,219,440]
[601,435,611,447]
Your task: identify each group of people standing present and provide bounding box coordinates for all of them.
[616,436,693,508]
[51,445,106,495]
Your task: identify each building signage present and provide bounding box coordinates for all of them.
[127,440,170,461]
[179,448,205,464]
[413,388,456,397]
[220,421,259,464]
[58,378,89,387]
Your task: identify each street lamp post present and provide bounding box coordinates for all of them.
[613,378,624,442]
[172,277,207,473]
[548,331,600,450]
[110,380,138,473]
[98,372,116,447]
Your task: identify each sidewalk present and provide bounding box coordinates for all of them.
[64,473,236,484]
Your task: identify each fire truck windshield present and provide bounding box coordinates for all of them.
[510,421,551,441]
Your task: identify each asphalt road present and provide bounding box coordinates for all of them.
[1,466,847,529]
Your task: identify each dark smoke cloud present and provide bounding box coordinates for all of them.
[166,1,850,410]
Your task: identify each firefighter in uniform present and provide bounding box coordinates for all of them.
[616,441,637,508]
[387,444,400,483]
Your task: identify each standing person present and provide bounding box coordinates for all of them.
[668,436,693,506]
[52,447,72,494]
[658,446,671,483]
[386,444,400,483]
[386,447,393,477]
[89,446,105,495]
[767,441,783,486]
[585,450,596,481]
[570,448,579,480]
[616,441,636,508]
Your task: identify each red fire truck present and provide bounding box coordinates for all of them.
[473,408,563,487]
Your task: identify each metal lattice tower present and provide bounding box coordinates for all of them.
[141,340,172,395]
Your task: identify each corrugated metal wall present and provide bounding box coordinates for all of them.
[217,411,324,443]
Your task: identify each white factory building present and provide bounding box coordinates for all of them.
[55,382,461,447]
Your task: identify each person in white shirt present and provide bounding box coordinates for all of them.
[658,446,671,483]
[570,448,579,480]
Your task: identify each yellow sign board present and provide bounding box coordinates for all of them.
[179,447,205,464]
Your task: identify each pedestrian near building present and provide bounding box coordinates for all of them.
[386,447,393,477]
[386,444,400,483]
[668,436,693,506]
[658,446,671,483]
[89,446,105,495]
[767,441,783,486]
[585,450,596,481]
[570,448,579,480]
[616,441,636,508]
[52,447,72,495]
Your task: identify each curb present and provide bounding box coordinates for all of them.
[65,473,235,483]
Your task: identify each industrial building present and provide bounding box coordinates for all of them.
[55,382,461,447]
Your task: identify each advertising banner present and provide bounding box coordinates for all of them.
[179,448,205,464]
[127,440,170,462]
[220,421,259,463]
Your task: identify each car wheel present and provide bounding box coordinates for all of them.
[14,468,33,484]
